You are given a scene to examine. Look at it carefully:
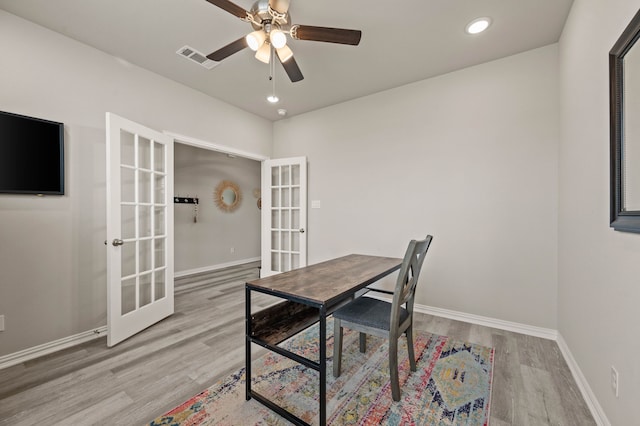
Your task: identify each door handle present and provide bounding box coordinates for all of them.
[299,228,305,233]
[112,239,124,247]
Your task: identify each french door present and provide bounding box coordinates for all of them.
[106,113,174,347]
[261,157,307,277]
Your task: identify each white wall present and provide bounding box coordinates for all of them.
[274,45,560,329]
[0,11,272,357]
[174,145,261,273]
[558,1,640,423]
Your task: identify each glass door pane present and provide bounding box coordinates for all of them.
[119,131,164,313]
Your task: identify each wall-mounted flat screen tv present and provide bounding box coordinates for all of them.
[0,110,64,195]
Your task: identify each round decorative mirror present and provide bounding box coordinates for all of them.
[214,180,242,212]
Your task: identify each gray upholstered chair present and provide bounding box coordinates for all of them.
[332,235,433,402]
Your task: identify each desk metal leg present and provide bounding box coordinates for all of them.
[245,286,252,401]
[319,306,326,425]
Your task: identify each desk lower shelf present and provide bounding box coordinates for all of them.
[250,301,319,346]
[249,298,351,347]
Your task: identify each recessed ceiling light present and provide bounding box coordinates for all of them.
[267,95,279,103]
[466,17,491,35]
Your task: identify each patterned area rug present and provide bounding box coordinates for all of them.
[149,318,494,426]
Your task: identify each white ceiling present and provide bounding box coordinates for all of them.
[0,0,573,121]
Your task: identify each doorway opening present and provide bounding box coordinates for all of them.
[169,133,268,291]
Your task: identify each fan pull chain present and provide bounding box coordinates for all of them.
[271,43,275,86]
[268,43,278,102]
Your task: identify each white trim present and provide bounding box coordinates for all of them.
[367,292,559,340]
[174,257,261,278]
[0,326,107,371]
[556,334,611,426]
[164,131,270,162]
[414,304,558,340]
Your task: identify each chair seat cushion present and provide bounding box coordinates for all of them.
[333,297,409,331]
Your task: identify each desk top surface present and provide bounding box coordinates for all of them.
[246,254,402,306]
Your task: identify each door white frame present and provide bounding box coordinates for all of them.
[164,132,270,162]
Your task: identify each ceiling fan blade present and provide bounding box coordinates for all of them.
[204,0,249,19]
[207,37,248,61]
[291,25,362,45]
[269,0,290,15]
[278,54,304,82]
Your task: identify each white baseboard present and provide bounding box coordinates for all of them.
[0,326,107,371]
[365,293,557,340]
[414,304,558,340]
[174,257,261,278]
[556,334,611,426]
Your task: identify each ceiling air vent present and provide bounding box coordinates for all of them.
[176,45,220,70]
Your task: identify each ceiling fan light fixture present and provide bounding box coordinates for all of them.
[255,42,271,63]
[267,95,279,103]
[246,30,266,51]
[205,0,362,83]
[270,29,287,49]
[276,45,294,62]
[465,17,491,35]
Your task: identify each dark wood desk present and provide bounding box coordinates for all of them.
[245,254,402,426]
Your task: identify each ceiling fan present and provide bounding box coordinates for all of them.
[204,0,362,83]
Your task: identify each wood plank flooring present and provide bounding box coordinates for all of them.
[0,268,595,425]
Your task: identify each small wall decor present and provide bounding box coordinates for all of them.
[253,188,262,210]
[214,180,242,212]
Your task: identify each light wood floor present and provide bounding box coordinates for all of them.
[0,270,595,425]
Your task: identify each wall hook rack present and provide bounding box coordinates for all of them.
[174,196,199,204]
[175,196,199,223]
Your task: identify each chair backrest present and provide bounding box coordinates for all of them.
[390,235,433,324]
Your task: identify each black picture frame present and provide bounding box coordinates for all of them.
[610,8,640,233]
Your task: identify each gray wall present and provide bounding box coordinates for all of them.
[274,45,560,330]
[558,0,640,423]
[0,11,271,357]
[174,145,261,273]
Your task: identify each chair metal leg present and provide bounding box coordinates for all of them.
[332,318,343,377]
[359,332,366,353]
[389,337,401,401]
[406,324,417,372]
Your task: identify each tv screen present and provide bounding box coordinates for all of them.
[0,110,64,195]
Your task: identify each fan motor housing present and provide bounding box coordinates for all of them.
[249,0,290,30]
